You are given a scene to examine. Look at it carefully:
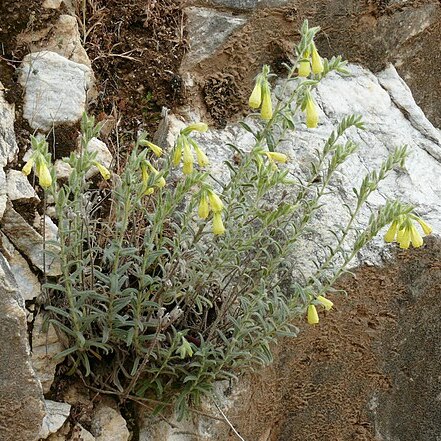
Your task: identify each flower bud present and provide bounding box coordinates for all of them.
[182,123,208,135]
[317,295,333,311]
[22,157,35,176]
[36,158,53,188]
[182,138,194,175]
[194,145,209,167]
[140,140,163,157]
[198,194,210,219]
[384,220,399,243]
[265,151,288,163]
[260,82,273,121]
[305,96,319,128]
[94,161,111,180]
[410,224,423,248]
[212,212,225,235]
[416,217,432,235]
[208,191,223,213]
[298,59,311,77]
[311,44,324,75]
[249,79,262,109]
[307,304,319,325]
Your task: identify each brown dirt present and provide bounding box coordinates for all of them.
[222,236,441,441]
[84,0,187,141]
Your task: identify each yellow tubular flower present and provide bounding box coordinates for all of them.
[398,226,411,249]
[298,59,311,77]
[182,138,194,175]
[36,159,53,188]
[194,145,210,167]
[143,140,163,157]
[94,161,111,180]
[384,220,399,243]
[212,212,225,235]
[410,224,423,248]
[307,304,319,325]
[173,136,183,166]
[265,151,288,164]
[416,217,432,235]
[208,191,223,213]
[249,78,262,109]
[317,295,333,311]
[305,96,319,129]
[141,163,149,186]
[260,82,273,121]
[22,157,35,176]
[311,44,324,75]
[144,187,154,196]
[198,194,210,219]
[181,123,208,136]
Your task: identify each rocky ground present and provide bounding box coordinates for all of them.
[0,1,441,440]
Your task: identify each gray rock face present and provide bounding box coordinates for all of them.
[19,51,92,132]
[0,205,61,276]
[0,85,19,220]
[6,169,40,203]
[0,253,46,441]
[90,405,130,441]
[183,7,247,66]
[191,63,441,272]
[39,400,71,439]
[31,314,65,394]
[0,232,41,301]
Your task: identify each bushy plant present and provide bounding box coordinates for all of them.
[29,20,431,419]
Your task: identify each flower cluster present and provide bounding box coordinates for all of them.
[384,214,432,249]
[22,135,53,188]
[307,295,334,325]
[198,189,225,235]
[173,123,209,174]
[248,65,273,121]
[298,42,324,78]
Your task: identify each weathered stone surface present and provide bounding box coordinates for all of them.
[0,84,18,167]
[0,252,46,441]
[0,232,41,301]
[0,205,61,276]
[183,7,246,66]
[71,424,95,441]
[0,168,6,221]
[39,400,71,439]
[31,314,65,394]
[206,0,289,9]
[190,63,441,272]
[19,51,92,132]
[90,405,130,441]
[18,14,91,67]
[6,169,40,203]
[85,137,113,179]
[42,0,63,9]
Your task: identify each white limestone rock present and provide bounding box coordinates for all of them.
[90,405,130,441]
[31,314,65,394]
[6,169,40,203]
[85,137,113,179]
[181,63,441,276]
[0,232,41,301]
[0,205,61,276]
[19,51,92,132]
[0,253,46,441]
[39,400,71,439]
[0,85,18,167]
